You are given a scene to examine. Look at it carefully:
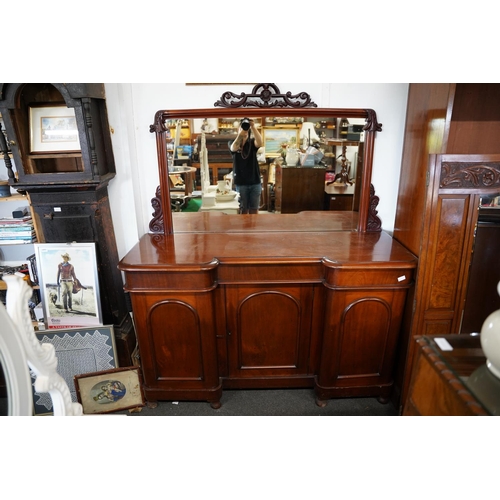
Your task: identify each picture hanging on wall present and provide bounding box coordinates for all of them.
[34,242,103,330]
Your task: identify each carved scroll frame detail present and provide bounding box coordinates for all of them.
[440,162,500,189]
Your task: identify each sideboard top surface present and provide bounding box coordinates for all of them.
[119,213,417,271]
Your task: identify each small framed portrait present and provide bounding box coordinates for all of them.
[34,242,103,329]
[74,367,145,414]
[29,105,81,153]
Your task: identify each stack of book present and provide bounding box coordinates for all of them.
[0,215,37,244]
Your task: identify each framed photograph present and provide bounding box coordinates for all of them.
[263,127,299,157]
[74,367,145,414]
[29,105,81,153]
[32,326,118,415]
[34,242,103,329]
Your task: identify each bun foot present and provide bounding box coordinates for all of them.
[210,401,222,410]
[377,396,389,404]
[147,401,158,409]
[315,398,327,408]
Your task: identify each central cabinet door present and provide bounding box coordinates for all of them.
[225,284,316,381]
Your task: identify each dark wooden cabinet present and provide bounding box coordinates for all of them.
[0,83,115,186]
[316,268,411,404]
[461,213,500,333]
[393,84,500,409]
[119,89,411,408]
[324,183,354,211]
[119,214,416,408]
[274,165,326,213]
[0,83,136,366]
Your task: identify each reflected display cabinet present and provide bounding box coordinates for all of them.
[0,83,135,367]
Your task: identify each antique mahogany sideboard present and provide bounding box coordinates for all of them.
[119,213,417,408]
[118,85,418,408]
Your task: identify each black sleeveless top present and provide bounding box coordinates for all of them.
[229,138,261,186]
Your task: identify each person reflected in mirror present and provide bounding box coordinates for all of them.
[229,117,263,214]
[56,252,78,313]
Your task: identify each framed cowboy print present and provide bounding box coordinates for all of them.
[34,242,103,329]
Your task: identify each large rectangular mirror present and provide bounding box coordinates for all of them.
[149,85,382,234]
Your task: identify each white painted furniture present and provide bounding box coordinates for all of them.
[0,275,83,416]
[199,198,240,214]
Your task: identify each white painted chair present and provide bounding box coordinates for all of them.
[0,274,82,416]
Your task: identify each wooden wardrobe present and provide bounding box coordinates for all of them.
[393,83,500,408]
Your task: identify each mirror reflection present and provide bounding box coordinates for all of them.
[164,114,366,216]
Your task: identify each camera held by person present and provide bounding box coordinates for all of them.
[240,118,251,131]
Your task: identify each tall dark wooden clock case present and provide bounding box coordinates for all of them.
[0,83,135,366]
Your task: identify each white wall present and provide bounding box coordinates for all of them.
[103,83,409,259]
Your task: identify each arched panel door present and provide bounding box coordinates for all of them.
[149,300,204,381]
[317,288,408,399]
[130,291,220,401]
[225,285,315,382]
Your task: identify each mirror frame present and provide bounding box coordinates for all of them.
[149,83,382,234]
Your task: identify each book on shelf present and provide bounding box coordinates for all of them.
[0,231,35,238]
[0,231,36,238]
[0,215,33,224]
[0,224,34,230]
[0,216,36,244]
[0,223,34,231]
[0,224,33,229]
[0,238,37,245]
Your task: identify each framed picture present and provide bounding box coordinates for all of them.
[32,326,118,415]
[192,118,219,134]
[263,127,299,157]
[74,367,145,414]
[29,105,81,153]
[34,242,103,329]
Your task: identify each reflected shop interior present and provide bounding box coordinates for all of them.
[164,112,367,217]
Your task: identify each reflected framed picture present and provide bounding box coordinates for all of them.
[34,242,103,329]
[74,367,145,414]
[263,127,299,157]
[29,105,81,153]
[192,118,219,134]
